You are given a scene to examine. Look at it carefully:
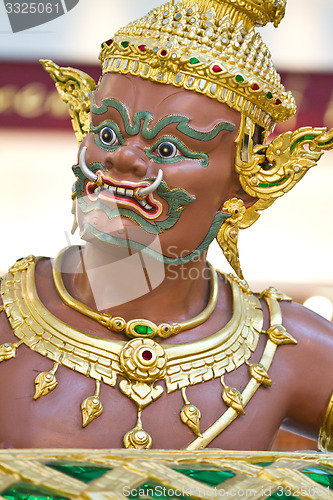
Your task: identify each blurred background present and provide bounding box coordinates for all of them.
[0,0,333,450]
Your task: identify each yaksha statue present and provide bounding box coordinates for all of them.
[0,0,333,451]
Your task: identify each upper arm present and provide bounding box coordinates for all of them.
[278,300,333,440]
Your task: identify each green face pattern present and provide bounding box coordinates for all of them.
[72,96,234,264]
[73,162,195,235]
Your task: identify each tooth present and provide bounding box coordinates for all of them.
[146,203,153,210]
[125,189,134,197]
[117,187,125,196]
[108,186,115,193]
[138,199,146,207]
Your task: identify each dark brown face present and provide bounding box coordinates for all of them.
[76,73,242,264]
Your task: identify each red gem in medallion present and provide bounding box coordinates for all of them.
[252,84,260,90]
[138,45,146,51]
[161,50,168,56]
[142,350,153,361]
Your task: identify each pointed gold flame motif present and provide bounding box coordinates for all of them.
[81,396,103,427]
[222,383,245,415]
[81,380,103,427]
[34,372,57,400]
[266,325,297,345]
[0,341,22,362]
[248,363,272,386]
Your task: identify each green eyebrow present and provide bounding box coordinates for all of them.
[90,95,236,141]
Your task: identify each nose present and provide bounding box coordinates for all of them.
[104,145,148,178]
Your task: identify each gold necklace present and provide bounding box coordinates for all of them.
[0,255,297,449]
[52,247,219,339]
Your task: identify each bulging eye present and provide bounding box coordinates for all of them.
[99,127,118,146]
[156,142,178,158]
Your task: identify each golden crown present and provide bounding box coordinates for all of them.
[99,0,295,130]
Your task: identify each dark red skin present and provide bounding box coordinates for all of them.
[0,75,332,450]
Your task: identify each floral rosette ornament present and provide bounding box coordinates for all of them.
[119,339,167,408]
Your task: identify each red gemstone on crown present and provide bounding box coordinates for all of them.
[161,50,168,56]
[275,99,282,105]
[105,39,113,46]
[212,65,222,73]
[138,45,146,51]
[252,84,260,90]
[142,350,153,361]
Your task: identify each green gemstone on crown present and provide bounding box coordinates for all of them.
[236,75,244,82]
[266,91,273,99]
[121,41,129,48]
[134,325,153,335]
[190,57,200,64]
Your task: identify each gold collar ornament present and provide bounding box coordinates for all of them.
[0,256,296,449]
[52,247,219,339]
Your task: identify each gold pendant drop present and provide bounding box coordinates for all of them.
[180,387,202,437]
[34,362,59,400]
[0,340,22,362]
[123,409,152,449]
[81,380,103,427]
[221,376,245,415]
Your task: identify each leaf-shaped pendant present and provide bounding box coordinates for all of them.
[34,371,58,400]
[222,386,245,415]
[81,395,103,427]
[249,363,272,386]
[180,404,202,437]
[0,341,22,362]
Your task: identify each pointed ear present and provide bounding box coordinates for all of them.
[40,59,96,144]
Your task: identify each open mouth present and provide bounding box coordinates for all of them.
[85,174,162,219]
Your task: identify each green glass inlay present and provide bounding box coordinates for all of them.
[134,325,153,335]
[46,461,112,484]
[290,135,316,151]
[318,138,333,147]
[236,75,244,82]
[253,461,274,467]
[121,41,129,48]
[128,481,190,499]
[189,57,200,64]
[266,92,273,99]
[302,466,333,489]
[172,465,234,487]
[259,176,287,188]
[1,481,69,500]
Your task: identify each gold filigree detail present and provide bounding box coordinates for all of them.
[216,198,246,278]
[40,59,96,144]
[99,0,296,128]
[236,122,333,229]
[258,286,292,301]
[8,255,35,274]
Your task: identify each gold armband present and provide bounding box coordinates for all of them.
[318,393,333,452]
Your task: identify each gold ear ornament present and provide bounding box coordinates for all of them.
[40,59,96,144]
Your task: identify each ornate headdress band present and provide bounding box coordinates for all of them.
[99,0,295,131]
